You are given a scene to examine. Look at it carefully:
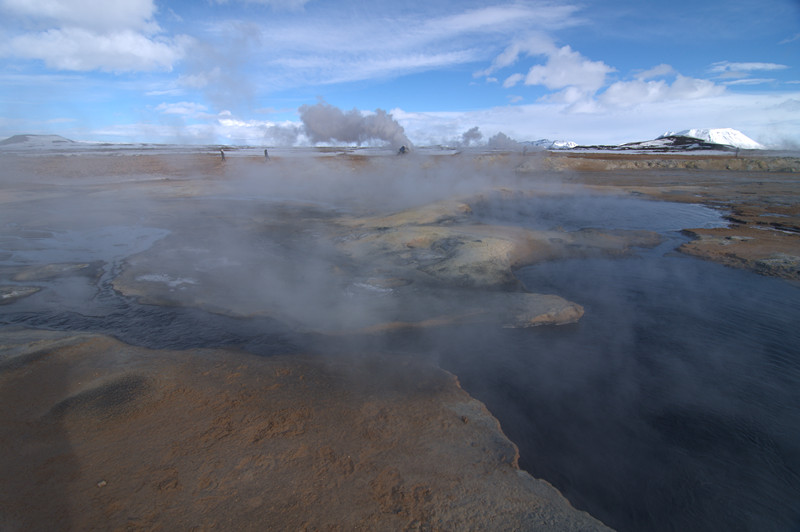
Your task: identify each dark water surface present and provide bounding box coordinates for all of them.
[435,240,800,531]
[471,191,727,232]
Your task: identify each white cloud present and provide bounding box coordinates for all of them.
[474,33,557,77]
[722,78,776,86]
[544,85,594,105]
[73,88,800,148]
[5,28,188,71]
[0,0,188,71]
[276,51,479,86]
[89,111,303,145]
[780,33,800,44]
[216,114,304,145]
[0,0,158,32]
[178,68,223,90]
[600,75,724,107]
[217,116,268,128]
[503,73,524,88]
[236,19,476,88]
[485,39,727,115]
[91,122,219,144]
[669,75,726,98]
[46,117,77,124]
[155,102,210,117]
[704,61,789,88]
[635,63,676,80]
[709,61,789,73]
[599,79,670,106]
[212,0,310,9]
[249,3,581,88]
[524,45,614,93]
[428,5,572,37]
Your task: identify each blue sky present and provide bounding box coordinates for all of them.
[1,0,799,146]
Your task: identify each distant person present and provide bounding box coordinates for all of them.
[219,148,225,161]
[264,148,270,161]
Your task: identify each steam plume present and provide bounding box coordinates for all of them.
[487,131,522,150]
[461,126,483,146]
[299,101,411,148]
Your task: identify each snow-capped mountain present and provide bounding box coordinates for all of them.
[570,127,766,152]
[521,139,578,150]
[659,128,764,150]
[549,140,578,150]
[573,135,735,152]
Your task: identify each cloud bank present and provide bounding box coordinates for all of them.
[0,0,188,71]
[475,32,730,114]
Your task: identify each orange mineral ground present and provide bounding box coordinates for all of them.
[0,330,609,531]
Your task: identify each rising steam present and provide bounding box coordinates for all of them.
[460,126,483,147]
[298,100,412,148]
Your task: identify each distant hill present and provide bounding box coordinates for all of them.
[528,139,578,150]
[659,128,764,150]
[0,134,76,147]
[572,128,764,152]
[573,136,732,152]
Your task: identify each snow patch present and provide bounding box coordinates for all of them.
[549,140,578,150]
[521,139,578,150]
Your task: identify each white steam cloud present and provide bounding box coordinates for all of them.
[460,126,483,147]
[298,101,411,148]
[487,131,521,150]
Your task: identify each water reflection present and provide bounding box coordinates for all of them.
[471,192,727,232]
[438,244,800,531]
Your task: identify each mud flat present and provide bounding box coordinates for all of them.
[0,330,609,531]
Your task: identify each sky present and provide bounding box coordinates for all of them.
[1,0,799,147]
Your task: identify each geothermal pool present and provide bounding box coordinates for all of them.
[440,237,800,531]
[1,159,798,531]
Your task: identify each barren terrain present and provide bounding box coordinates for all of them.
[1,148,798,530]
